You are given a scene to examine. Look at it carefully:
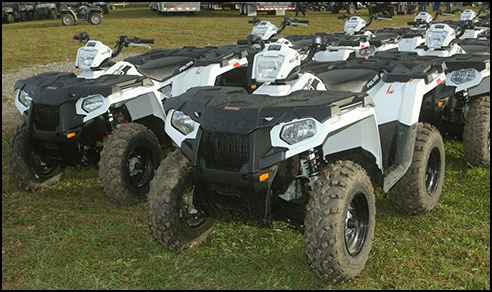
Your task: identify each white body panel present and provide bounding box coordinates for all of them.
[460,27,488,40]
[368,72,447,126]
[253,73,326,96]
[415,43,465,57]
[398,35,425,52]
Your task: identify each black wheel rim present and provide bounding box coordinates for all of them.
[179,186,208,228]
[425,147,441,195]
[344,192,370,257]
[125,145,154,189]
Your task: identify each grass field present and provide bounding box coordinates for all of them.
[2,7,490,290]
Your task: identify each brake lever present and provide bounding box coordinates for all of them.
[129,43,151,49]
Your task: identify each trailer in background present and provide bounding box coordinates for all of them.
[150,2,200,13]
[239,2,295,16]
[207,2,240,10]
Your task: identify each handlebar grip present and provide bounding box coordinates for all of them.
[248,20,254,23]
[74,35,80,40]
[337,16,344,19]
[237,39,248,45]
[297,19,309,24]
[139,39,154,44]
[407,21,416,25]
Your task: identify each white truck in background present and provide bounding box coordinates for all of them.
[239,2,295,16]
[150,2,200,13]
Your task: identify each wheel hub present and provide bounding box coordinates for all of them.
[425,147,441,195]
[344,193,369,257]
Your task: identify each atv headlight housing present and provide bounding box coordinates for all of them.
[450,69,477,84]
[18,90,32,108]
[426,29,452,48]
[81,94,104,112]
[256,55,284,82]
[358,45,377,57]
[77,49,98,69]
[280,119,317,145]
[171,111,198,135]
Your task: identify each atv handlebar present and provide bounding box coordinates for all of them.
[112,35,154,58]
[248,17,260,24]
[278,17,309,35]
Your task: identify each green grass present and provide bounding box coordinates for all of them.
[1,7,465,74]
[2,7,490,290]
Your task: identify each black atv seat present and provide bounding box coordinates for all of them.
[460,44,490,55]
[316,69,379,92]
[137,56,194,82]
[401,29,426,38]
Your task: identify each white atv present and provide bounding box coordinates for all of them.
[312,13,398,62]
[8,33,258,206]
[148,36,448,283]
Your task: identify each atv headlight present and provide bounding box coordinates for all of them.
[78,49,97,69]
[256,56,284,82]
[18,90,32,108]
[280,119,317,145]
[450,69,476,84]
[81,94,104,112]
[358,45,377,57]
[426,30,449,48]
[171,111,198,135]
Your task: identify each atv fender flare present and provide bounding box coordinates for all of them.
[270,105,383,171]
[62,10,77,21]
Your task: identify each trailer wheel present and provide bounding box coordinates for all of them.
[390,123,445,215]
[463,95,490,166]
[147,149,216,251]
[305,161,375,282]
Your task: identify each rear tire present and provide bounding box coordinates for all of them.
[390,123,445,215]
[98,123,162,205]
[61,13,74,25]
[7,13,14,23]
[305,161,376,283]
[6,124,64,191]
[463,95,490,166]
[147,149,216,250]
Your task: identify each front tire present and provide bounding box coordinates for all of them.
[463,95,490,166]
[6,124,64,191]
[98,123,162,205]
[305,161,376,283]
[147,149,216,250]
[390,123,445,215]
[61,13,74,25]
[88,12,102,25]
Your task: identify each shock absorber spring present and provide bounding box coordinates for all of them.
[303,148,320,177]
